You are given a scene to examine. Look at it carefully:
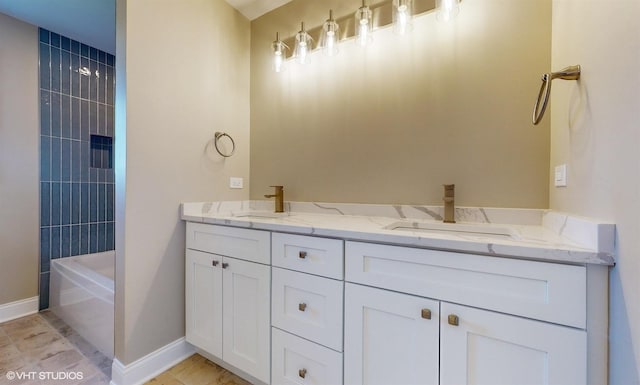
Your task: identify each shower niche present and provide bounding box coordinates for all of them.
[90,135,113,169]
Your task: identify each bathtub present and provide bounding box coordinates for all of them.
[50,251,114,359]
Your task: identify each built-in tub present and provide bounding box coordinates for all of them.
[50,251,114,358]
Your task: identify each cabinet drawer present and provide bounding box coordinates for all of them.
[345,241,586,328]
[272,268,344,351]
[186,222,270,264]
[272,328,343,385]
[272,233,343,279]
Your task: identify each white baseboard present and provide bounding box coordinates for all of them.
[0,296,39,323]
[110,338,195,385]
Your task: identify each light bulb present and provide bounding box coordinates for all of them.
[355,1,373,47]
[320,10,339,57]
[436,0,460,22]
[297,42,308,64]
[273,51,284,72]
[293,22,313,65]
[326,32,336,51]
[393,0,413,35]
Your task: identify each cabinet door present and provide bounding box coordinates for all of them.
[344,283,439,385]
[440,302,586,385]
[185,249,223,357]
[222,257,271,384]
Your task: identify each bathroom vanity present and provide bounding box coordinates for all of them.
[182,201,614,385]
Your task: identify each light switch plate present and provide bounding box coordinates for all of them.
[230,177,243,189]
[554,164,567,187]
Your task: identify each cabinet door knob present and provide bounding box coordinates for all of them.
[298,303,307,312]
[448,314,459,326]
[298,251,307,259]
[212,260,219,267]
[298,368,307,379]
[421,308,432,320]
[222,262,229,269]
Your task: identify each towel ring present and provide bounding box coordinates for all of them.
[214,132,236,157]
[532,65,581,125]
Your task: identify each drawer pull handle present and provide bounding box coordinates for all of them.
[298,251,307,259]
[421,308,432,320]
[298,368,307,379]
[448,314,459,326]
[212,260,219,267]
[222,262,229,269]
[298,303,307,312]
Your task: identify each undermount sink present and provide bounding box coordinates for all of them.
[384,221,519,240]
[231,211,290,219]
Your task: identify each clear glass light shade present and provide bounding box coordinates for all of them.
[293,23,313,64]
[271,36,288,73]
[319,10,339,57]
[355,3,373,47]
[436,0,460,22]
[392,0,413,35]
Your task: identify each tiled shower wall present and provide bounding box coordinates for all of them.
[39,29,115,309]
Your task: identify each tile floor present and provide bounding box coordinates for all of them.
[1,313,250,385]
[0,312,110,385]
[143,354,250,385]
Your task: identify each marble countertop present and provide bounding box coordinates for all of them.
[181,201,615,266]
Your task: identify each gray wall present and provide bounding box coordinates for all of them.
[550,1,640,383]
[250,0,551,208]
[0,13,39,306]
[115,0,251,364]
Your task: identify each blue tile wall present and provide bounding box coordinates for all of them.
[39,28,115,310]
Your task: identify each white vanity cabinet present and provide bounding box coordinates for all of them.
[344,241,604,385]
[183,218,608,385]
[270,233,345,385]
[185,223,271,384]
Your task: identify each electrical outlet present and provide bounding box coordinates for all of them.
[554,164,567,187]
[229,177,243,189]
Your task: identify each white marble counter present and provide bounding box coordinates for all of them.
[181,201,615,266]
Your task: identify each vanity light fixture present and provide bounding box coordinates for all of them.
[392,0,413,35]
[319,10,340,57]
[293,22,313,64]
[436,0,460,22]
[270,0,463,71]
[355,0,373,47]
[272,32,288,73]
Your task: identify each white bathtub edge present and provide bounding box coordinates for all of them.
[110,338,195,385]
[0,296,39,323]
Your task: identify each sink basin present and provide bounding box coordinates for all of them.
[384,221,519,240]
[231,211,290,219]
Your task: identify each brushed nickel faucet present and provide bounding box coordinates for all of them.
[264,185,284,213]
[443,184,455,223]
